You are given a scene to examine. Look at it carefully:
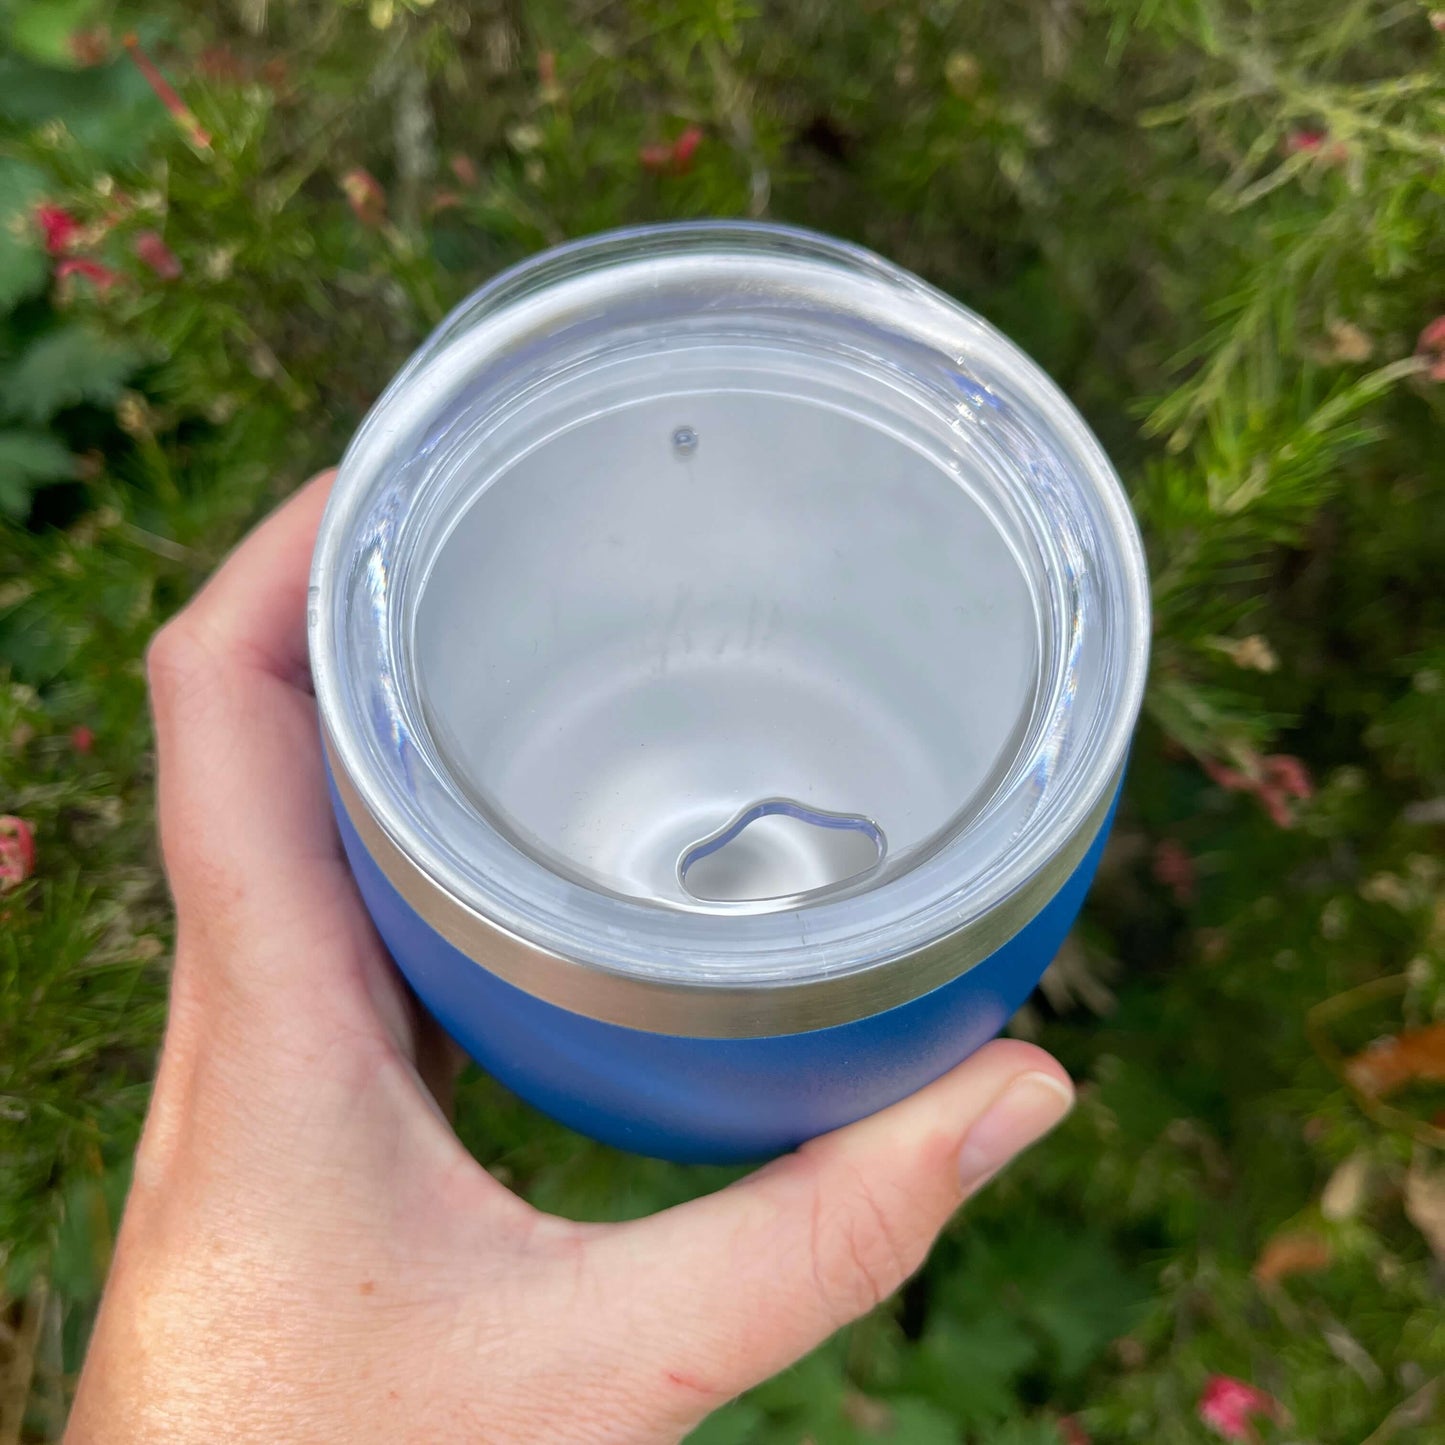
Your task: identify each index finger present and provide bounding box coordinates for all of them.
[176,469,335,690]
[149,472,344,931]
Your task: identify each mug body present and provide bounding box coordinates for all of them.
[310,223,1149,1162]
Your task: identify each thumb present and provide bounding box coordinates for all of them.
[591,1040,1073,1425]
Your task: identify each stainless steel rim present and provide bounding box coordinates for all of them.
[329,738,1122,1036]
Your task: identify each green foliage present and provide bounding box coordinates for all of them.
[1,0,1444,1440]
[1,326,140,426]
[6,0,101,68]
[0,431,74,516]
[0,157,48,306]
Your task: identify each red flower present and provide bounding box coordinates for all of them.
[341,167,387,227]
[538,50,557,89]
[1201,754,1250,793]
[1257,753,1314,827]
[70,725,95,754]
[0,816,36,891]
[640,125,704,176]
[55,257,123,291]
[430,189,462,213]
[1151,838,1197,906]
[1263,753,1312,801]
[35,204,81,256]
[1261,789,1294,829]
[1417,314,1445,383]
[1200,751,1313,828]
[123,34,212,150]
[1058,1416,1091,1445]
[1198,1375,1282,1442]
[134,230,182,280]
[671,124,703,172]
[1282,128,1348,164]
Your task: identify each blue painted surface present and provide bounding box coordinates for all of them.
[332,788,1119,1162]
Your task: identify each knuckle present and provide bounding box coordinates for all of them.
[808,1170,921,1326]
[145,616,221,717]
[146,618,204,697]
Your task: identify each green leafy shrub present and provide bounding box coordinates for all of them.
[2,1,1443,1440]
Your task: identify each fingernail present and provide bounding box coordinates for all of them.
[957,1071,1074,1192]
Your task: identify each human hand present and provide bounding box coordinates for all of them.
[67,473,1076,1445]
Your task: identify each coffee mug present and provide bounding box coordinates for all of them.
[309,223,1149,1162]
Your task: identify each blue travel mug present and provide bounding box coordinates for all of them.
[309,223,1149,1164]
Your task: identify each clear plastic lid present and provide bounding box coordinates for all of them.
[310,223,1149,1024]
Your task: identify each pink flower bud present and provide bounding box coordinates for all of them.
[34,204,81,256]
[639,125,704,177]
[55,257,123,291]
[1201,750,1310,827]
[1198,1375,1282,1442]
[0,816,36,891]
[134,230,182,280]
[124,34,212,150]
[1282,128,1347,163]
[1263,753,1313,801]
[1258,785,1295,829]
[1201,755,1250,793]
[341,167,387,227]
[671,124,703,173]
[1418,315,1445,382]
[1151,838,1197,906]
[449,153,480,188]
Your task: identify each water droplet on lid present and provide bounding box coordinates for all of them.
[671,425,698,457]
